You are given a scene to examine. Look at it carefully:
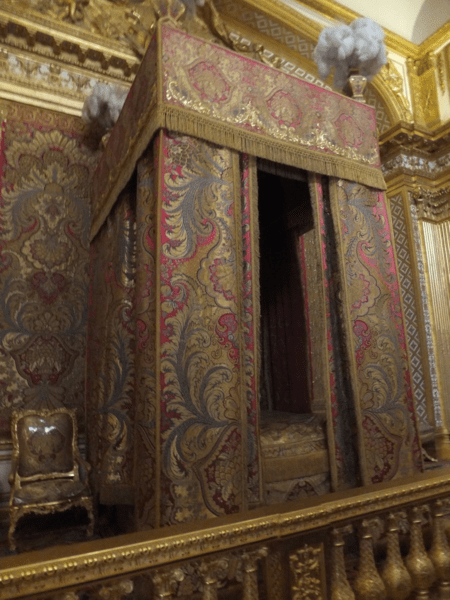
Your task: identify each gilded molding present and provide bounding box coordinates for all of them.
[407,56,440,128]
[437,53,445,94]
[253,0,418,58]
[378,60,413,123]
[0,9,139,76]
[2,470,450,599]
[290,544,325,600]
[382,151,450,181]
[413,187,450,223]
[419,22,450,56]
[0,48,121,115]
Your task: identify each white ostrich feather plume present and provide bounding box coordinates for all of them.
[314,18,387,90]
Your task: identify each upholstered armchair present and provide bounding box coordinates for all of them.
[8,407,94,551]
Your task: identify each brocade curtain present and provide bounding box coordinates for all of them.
[87,131,262,529]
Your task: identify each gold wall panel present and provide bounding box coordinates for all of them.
[421,220,450,449]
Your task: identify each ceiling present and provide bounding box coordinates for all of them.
[330,0,450,44]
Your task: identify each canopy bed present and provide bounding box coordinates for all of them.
[86,16,422,530]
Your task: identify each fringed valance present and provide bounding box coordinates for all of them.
[90,21,386,240]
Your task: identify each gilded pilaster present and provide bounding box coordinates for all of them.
[414,187,450,458]
[407,55,440,128]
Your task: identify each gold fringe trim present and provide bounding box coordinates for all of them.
[161,106,386,190]
[90,103,386,240]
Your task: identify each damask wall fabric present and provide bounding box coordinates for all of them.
[88,131,262,527]
[0,100,99,441]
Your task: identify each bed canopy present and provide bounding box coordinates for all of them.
[86,15,422,530]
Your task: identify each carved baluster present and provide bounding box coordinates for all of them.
[290,544,325,600]
[263,546,289,600]
[242,547,268,600]
[353,520,386,600]
[429,500,450,599]
[330,526,355,600]
[96,579,134,600]
[199,558,228,600]
[152,568,184,599]
[405,506,435,599]
[380,513,412,600]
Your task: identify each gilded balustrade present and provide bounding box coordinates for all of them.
[2,469,450,600]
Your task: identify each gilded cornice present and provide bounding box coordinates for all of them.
[0,46,128,115]
[413,186,450,223]
[419,22,450,56]
[246,0,419,58]
[1,469,450,600]
[382,151,450,185]
[380,121,450,154]
[0,7,139,78]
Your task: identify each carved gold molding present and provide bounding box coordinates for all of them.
[290,544,325,600]
[0,46,127,116]
[420,22,450,56]
[407,56,440,128]
[0,7,139,78]
[437,53,445,94]
[2,470,450,599]
[251,0,418,58]
[413,187,450,223]
[377,59,413,123]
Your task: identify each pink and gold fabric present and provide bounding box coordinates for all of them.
[87,186,137,505]
[88,131,261,525]
[88,22,423,524]
[330,180,423,483]
[90,22,385,241]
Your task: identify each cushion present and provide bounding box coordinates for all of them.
[17,413,74,478]
[260,411,329,482]
[13,479,88,505]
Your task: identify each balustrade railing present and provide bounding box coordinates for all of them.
[2,469,450,600]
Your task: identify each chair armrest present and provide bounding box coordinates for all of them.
[75,449,92,482]
[8,455,18,487]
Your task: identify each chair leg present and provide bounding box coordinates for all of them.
[86,498,95,538]
[8,510,18,552]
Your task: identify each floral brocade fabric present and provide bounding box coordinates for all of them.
[0,101,99,438]
[88,132,261,526]
[332,180,422,483]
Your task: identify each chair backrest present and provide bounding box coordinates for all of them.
[11,408,79,485]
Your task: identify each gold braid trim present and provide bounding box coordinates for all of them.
[91,104,385,240]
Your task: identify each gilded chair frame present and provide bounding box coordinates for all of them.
[8,407,94,551]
